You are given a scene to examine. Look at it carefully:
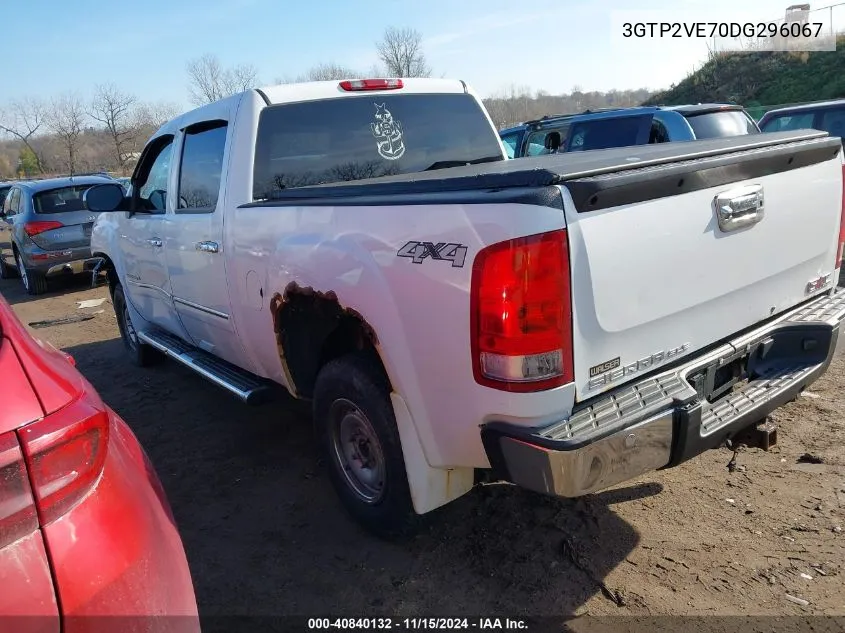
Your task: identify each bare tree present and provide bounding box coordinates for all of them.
[302,63,362,81]
[482,84,534,128]
[275,62,387,85]
[89,83,139,175]
[47,93,87,175]
[186,53,259,105]
[0,98,47,173]
[275,63,363,84]
[376,27,431,78]
[135,100,181,130]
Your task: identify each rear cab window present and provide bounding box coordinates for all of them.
[252,93,504,198]
[33,186,92,214]
[683,110,758,139]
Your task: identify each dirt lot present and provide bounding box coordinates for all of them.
[2,273,845,625]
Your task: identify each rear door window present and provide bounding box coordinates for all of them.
[684,110,758,139]
[177,120,228,212]
[760,112,816,132]
[253,93,504,198]
[566,115,652,152]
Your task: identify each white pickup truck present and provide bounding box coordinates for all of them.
[85,78,845,537]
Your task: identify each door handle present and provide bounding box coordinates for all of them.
[714,185,765,233]
[196,241,219,253]
[148,237,163,248]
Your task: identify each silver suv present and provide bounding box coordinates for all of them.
[0,176,114,294]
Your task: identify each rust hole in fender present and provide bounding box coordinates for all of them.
[269,282,381,398]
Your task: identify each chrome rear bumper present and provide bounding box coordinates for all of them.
[481,289,845,498]
[44,256,103,277]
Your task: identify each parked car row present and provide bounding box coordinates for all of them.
[500,103,761,158]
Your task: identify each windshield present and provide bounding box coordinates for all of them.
[684,110,758,139]
[0,186,10,208]
[253,93,505,198]
[33,185,93,214]
[499,132,521,159]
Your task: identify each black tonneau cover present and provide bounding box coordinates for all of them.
[244,130,837,209]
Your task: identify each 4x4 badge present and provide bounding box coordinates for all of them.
[397,241,468,268]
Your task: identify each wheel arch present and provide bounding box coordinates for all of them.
[91,251,121,296]
[270,282,474,515]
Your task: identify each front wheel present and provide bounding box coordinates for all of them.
[112,283,163,367]
[313,352,419,539]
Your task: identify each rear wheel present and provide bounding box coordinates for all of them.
[112,283,163,367]
[313,352,419,539]
[0,253,15,279]
[16,250,47,295]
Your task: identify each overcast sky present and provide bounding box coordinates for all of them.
[7,0,844,106]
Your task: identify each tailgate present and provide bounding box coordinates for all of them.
[29,212,98,251]
[562,134,843,401]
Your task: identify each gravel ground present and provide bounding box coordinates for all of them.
[1,272,844,627]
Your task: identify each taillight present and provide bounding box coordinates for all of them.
[838,163,845,264]
[471,229,574,392]
[18,396,109,525]
[24,221,63,237]
[339,78,403,91]
[0,432,38,549]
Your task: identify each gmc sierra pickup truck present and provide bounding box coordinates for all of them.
[84,77,845,537]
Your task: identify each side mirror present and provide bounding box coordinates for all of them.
[84,183,127,212]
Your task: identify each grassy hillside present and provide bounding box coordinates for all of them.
[644,37,845,112]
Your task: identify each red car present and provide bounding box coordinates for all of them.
[0,293,199,633]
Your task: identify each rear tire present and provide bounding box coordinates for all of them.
[16,250,47,295]
[0,254,15,279]
[313,351,419,539]
[113,283,163,367]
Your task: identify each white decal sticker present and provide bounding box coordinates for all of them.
[370,103,405,160]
